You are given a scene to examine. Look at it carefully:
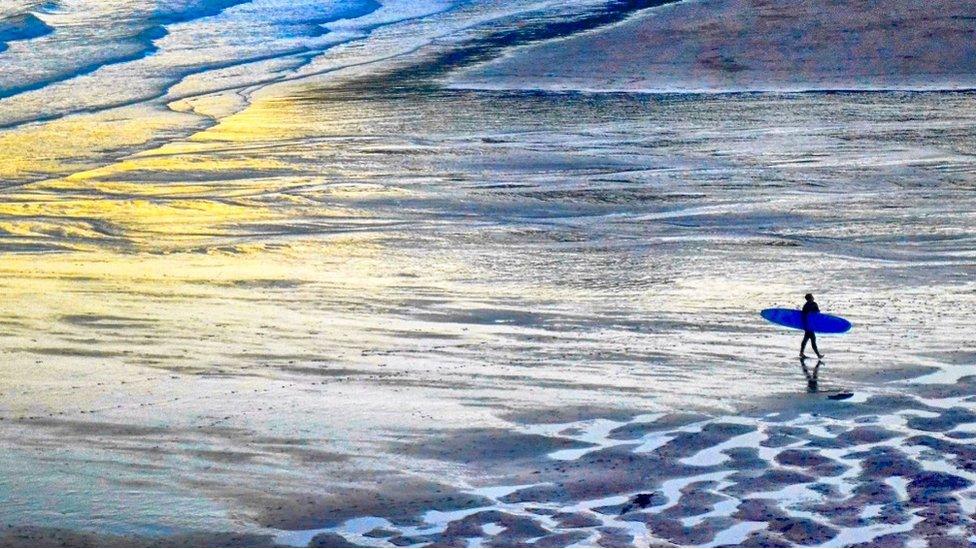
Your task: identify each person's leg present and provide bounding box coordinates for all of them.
[801,331,810,357]
[810,332,822,357]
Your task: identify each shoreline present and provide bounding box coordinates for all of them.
[449,0,976,95]
[446,81,976,97]
[0,0,677,188]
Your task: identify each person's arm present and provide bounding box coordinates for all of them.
[801,303,815,329]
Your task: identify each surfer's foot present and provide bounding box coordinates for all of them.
[817,353,825,359]
[800,353,809,359]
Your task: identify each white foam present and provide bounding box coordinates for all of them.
[681,426,764,467]
[708,520,766,547]
[829,513,924,547]
[482,522,504,536]
[470,483,537,500]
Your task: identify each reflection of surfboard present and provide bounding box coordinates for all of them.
[761,308,852,334]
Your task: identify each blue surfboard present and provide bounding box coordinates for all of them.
[761,308,852,334]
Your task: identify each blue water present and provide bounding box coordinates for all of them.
[0,0,460,128]
[0,0,641,160]
[0,12,52,53]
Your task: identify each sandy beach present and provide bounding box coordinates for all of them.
[451,0,976,92]
[1,0,975,547]
[266,364,976,547]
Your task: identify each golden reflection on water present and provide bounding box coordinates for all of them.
[0,106,199,183]
[0,86,405,394]
[0,85,448,429]
[192,93,336,143]
[0,86,387,255]
[3,83,968,420]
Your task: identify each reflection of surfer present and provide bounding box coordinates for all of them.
[800,293,824,359]
[800,357,820,392]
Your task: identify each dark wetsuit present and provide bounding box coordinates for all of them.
[801,300,821,356]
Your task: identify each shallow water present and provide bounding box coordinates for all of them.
[1,1,975,545]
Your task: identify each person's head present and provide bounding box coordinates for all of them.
[805,293,814,302]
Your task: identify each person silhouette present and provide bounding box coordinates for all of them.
[800,293,824,359]
[800,357,821,393]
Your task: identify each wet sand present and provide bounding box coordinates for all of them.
[452,0,976,92]
[1,84,974,546]
[273,365,976,547]
[1,1,975,546]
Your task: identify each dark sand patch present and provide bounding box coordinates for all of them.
[19,346,126,357]
[643,514,734,545]
[836,426,901,445]
[551,511,601,529]
[13,417,171,437]
[318,372,976,547]
[594,526,634,547]
[850,446,923,479]
[775,449,848,477]
[659,480,728,520]
[440,510,551,546]
[527,530,591,547]
[190,449,265,464]
[905,407,976,432]
[499,404,643,425]
[499,443,712,504]
[452,0,976,92]
[0,526,276,548]
[607,412,710,440]
[254,479,493,530]
[850,533,912,548]
[307,532,362,547]
[652,422,755,459]
[734,499,839,544]
[362,527,400,538]
[725,469,817,498]
[396,428,596,464]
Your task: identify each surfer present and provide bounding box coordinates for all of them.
[800,293,824,359]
